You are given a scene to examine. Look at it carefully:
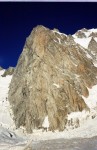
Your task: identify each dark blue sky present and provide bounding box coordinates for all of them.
[0,2,97,69]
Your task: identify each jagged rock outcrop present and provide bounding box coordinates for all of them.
[2,67,14,77]
[74,29,86,38]
[8,25,97,133]
[88,37,97,53]
[89,32,97,37]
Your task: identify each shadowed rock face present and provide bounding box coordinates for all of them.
[8,26,97,133]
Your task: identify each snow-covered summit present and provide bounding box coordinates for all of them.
[73,28,97,49]
[73,28,97,38]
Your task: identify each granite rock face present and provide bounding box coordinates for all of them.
[8,26,97,133]
[88,37,97,54]
[2,67,14,77]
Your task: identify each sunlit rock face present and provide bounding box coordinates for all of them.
[74,30,86,38]
[1,67,14,77]
[88,37,97,54]
[8,25,97,133]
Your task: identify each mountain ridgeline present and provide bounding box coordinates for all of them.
[8,26,97,133]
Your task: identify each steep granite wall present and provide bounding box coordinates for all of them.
[8,26,97,133]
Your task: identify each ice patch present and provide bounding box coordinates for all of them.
[82,85,97,109]
[86,53,92,59]
[53,83,60,88]
[93,62,97,67]
[74,37,91,49]
[67,110,89,120]
[42,116,49,128]
[84,31,91,37]
[0,69,5,76]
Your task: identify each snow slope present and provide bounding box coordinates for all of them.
[0,69,14,129]
[73,28,97,49]
[74,37,91,49]
[1,67,97,143]
[31,115,97,141]
[0,69,28,150]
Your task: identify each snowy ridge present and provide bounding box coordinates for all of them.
[73,28,97,49]
[73,28,97,38]
[52,29,67,36]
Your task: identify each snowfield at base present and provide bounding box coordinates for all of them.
[31,115,97,141]
[1,68,97,150]
[0,69,28,150]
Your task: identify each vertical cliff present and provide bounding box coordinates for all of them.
[8,26,97,133]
